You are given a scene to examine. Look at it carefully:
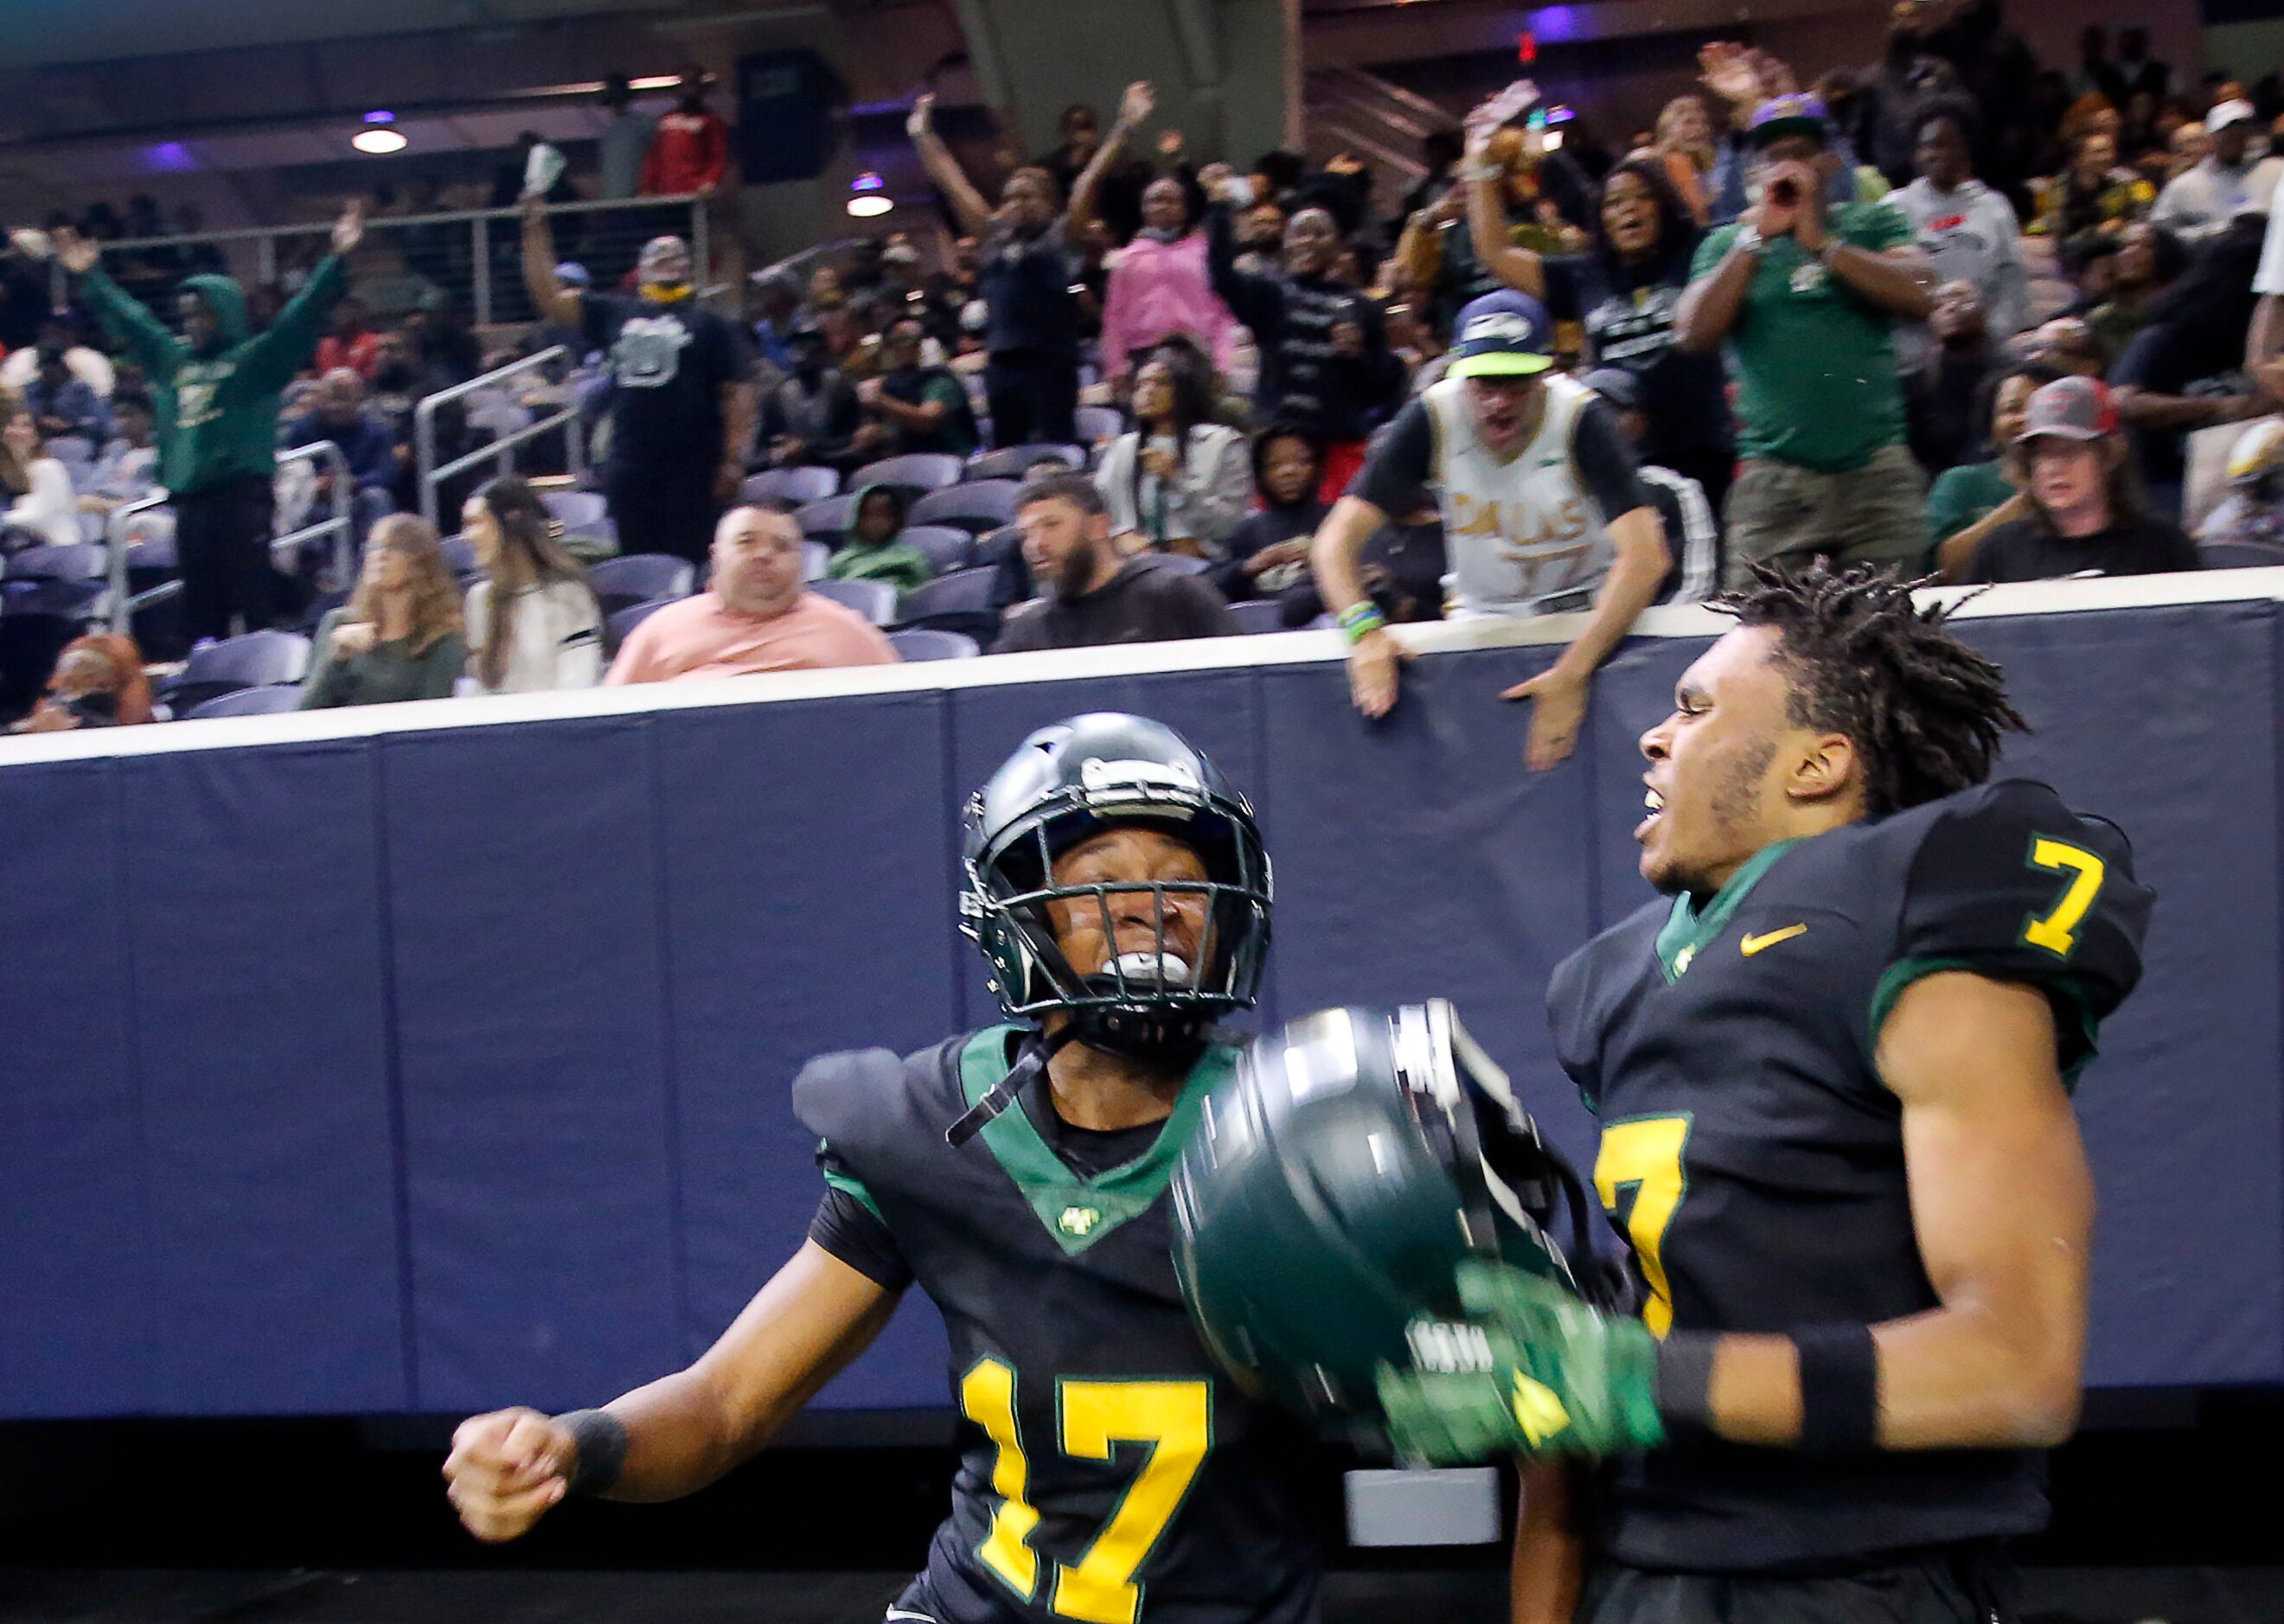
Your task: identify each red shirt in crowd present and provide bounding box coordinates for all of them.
[315,330,380,379]
[641,108,731,196]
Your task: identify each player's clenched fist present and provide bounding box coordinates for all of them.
[443,1407,577,1542]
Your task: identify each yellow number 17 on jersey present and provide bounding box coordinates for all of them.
[960,1359,1209,1624]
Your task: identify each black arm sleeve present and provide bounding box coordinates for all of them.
[809,1152,914,1290]
[1571,398,1655,522]
[1349,398,1437,517]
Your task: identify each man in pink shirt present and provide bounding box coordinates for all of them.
[606,505,899,684]
[1098,176,1238,381]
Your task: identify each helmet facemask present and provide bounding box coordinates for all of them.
[963,773,1271,1062]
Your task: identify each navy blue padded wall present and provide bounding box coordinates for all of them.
[653,692,959,1405]
[1259,646,1602,1164]
[0,760,149,1415]
[385,719,681,1414]
[120,741,404,1412]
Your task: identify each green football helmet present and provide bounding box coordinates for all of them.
[1169,1001,1621,1448]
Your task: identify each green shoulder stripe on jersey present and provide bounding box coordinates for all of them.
[958,1024,1231,1255]
[820,1156,886,1224]
[1868,956,2105,1090]
[1654,838,1800,982]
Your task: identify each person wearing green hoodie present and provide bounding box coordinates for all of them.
[824,483,935,596]
[54,201,363,643]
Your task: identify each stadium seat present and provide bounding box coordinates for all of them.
[887,628,982,662]
[809,578,898,625]
[45,434,95,471]
[542,490,611,537]
[1075,405,1125,446]
[973,524,1025,570]
[802,540,831,581]
[589,553,696,617]
[850,452,965,496]
[796,494,860,539]
[2197,540,2284,570]
[160,628,312,715]
[441,534,481,579]
[605,596,675,658]
[909,480,1022,535]
[743,467,840,507]
[892,565,1001,645]
[1141,553,1210,576]
[899,524,976,577]
[5,542,107,582]
[185,684,302,719]
[1227,598,1288,635]
[965,444,1087,482]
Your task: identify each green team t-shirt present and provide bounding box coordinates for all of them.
[1923,459,2013,552]
[1692,200,1915,473]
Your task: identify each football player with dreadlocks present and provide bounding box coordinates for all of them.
[1352,564,2155,1623]
[441,713,1326,1624]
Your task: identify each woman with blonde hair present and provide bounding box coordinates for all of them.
[298,514,467,708]
[1,403,81,549]
[1654,93,1716,226]
[460,475,601,694]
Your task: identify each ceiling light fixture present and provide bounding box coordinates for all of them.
[353,128,409,155]
[847,194,893,218]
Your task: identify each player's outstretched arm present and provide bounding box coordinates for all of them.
[444,1241,899,1540]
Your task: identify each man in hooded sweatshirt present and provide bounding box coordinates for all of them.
[55,201,363,643]
[825,483,935,595]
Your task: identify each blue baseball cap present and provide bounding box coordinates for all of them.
[1747,93,1830,149]
[1447,291,1554,380]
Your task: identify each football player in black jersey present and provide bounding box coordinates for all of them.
[1370,564,2153,1623]
[441,713,1326,1624]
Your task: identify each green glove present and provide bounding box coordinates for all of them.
[1375,1260,1667,1465]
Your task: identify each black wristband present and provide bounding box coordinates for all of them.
[1794,1323,1881,1454]
[557,1407,630,1497]
[1654,1333,1718,1442]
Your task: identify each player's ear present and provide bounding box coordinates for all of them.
[1787,732,1859,807]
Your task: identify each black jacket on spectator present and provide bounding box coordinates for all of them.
[1213,497,1329,602]
[1206,205,1402,445]
[1906,350,2001,476]
[979,221,1082,361]
[1276,515,1448,629]
[761,368,864,473]
[1961,514,2198,583]
[994,557,1236,653]
[1540,242,1729,483]
[583,293,750,472]
[2110,219,2267,486]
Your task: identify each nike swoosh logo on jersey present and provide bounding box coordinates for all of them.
[884,1612,940,1622]
[1740,924,1808,956]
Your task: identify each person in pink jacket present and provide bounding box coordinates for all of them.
[1093,130,1238,385]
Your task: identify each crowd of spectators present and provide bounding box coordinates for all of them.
[10,5,2284,740]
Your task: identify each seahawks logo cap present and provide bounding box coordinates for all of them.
[1447,291,1554,380]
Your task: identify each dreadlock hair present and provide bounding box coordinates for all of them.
[1712,561,2028,818]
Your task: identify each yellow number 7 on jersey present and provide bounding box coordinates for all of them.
[2022,838,2107,959]
[960,1359,1210,1624]
[1594,1115,1691,1339]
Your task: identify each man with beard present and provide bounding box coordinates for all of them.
[910,86,1148,448]
[993,471,1234,654]
[363,325,449,514]
[522,193,753,568]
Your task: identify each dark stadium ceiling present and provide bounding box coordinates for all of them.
[0,0,884,71]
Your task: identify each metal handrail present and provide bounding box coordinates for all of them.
[272,440,357,588]
[414,345,584,527]
[83,192,706,254]
[105,490,173,636]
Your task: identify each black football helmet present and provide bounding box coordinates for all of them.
[961,713,1272,1065]
[1170,1001,1624,1446]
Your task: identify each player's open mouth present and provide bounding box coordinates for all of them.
[1636,786,1665,841]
